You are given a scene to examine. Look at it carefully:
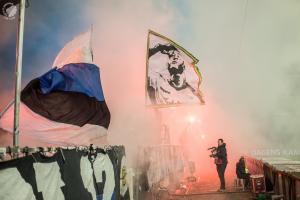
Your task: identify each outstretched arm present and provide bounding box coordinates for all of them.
[148,44,177,57]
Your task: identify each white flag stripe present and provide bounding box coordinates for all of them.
[0,102,107,146]
[52,29,93,68]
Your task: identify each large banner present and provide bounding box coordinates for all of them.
[0,146,130,200]
[146,30,204,106]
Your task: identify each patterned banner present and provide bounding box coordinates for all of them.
[0,146,130,200]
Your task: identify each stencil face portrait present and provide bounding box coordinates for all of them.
[148,44,187,90]
[166,49,186,90]
[146,31,204,105]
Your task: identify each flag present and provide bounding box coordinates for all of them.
[0,29,110,146]
[146,30,204,106]
[52,29,93,68]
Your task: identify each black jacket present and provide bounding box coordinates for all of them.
[236,159,246,178]
[216,143,228,164]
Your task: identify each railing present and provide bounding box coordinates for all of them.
[245,156,264,175]
[245,156,300,200]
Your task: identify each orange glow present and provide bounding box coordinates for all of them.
[188,115,196,124]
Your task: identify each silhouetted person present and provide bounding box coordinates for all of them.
[236,156,250,189]
[215,138,228,191]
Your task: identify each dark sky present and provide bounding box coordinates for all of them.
[0,0,90,111]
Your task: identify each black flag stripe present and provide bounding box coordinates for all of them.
[21,78,110,129]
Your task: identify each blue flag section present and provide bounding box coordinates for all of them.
[19,63,111,129]
[39,63,105,102]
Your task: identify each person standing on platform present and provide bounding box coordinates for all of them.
[215,138,228,191]
[236,156,251,189]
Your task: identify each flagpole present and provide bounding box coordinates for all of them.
[13,0,26,149]
[90,24,93,62]
[0,99,14,119]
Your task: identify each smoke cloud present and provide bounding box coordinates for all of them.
[1,0,300,182]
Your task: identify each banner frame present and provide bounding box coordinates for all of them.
[145,30,204,108]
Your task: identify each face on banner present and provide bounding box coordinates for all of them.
[146,31,204,106]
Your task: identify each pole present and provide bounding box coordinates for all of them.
[13,0,26,148]
[0,99,14,119]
